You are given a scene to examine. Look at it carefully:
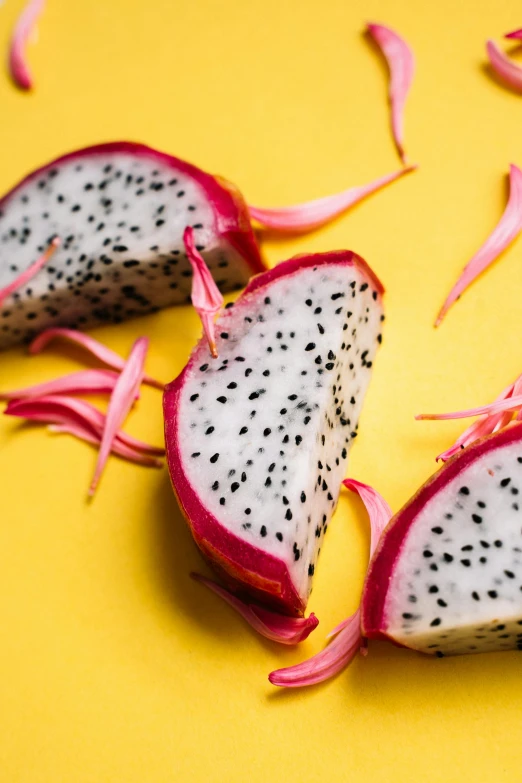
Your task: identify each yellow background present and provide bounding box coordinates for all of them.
[1,0,522,780]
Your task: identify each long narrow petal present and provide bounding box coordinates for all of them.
[0,237,59,304]
[89,337,148,496]
[435,378,518,461]
[8,0,45,90]
[435,164,522,326]
[248,166,416,232]
[49,424,163,467]
[192,573,318,644]
[269,612,361,687]
[367,22,415,165]
[0,369,119,401]
[416,394,522,422]
[29,328,164,389]
[4,395,165,456]
[269,480,392,687]
[183,227,223,358]
[486,39,522,92]
[505,29,522,40]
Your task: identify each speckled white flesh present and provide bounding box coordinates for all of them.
[178,263,383,602]
[0,151,251,349]
[385,439,522,655]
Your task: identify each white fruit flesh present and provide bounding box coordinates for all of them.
[0,151,251,349]
[178,263,383,602]
[385,439,522,654]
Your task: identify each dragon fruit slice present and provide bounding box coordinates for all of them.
[0,142,264,351]
[164,250,384,616]
[362,424,522,656]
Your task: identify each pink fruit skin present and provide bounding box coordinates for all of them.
[0,141,265,277]
[164,251,384,617]
[361,422,522,641]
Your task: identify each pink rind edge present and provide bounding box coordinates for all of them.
[164,250,384,616]
[361,422,522,641]
[0,141,265,277]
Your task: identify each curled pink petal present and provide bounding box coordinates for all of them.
[367,22,415,165]
[192,573,318,645]
[4,395,165,456]
[505,29,522,40]
[435,164,522,326]
[29,328,164,390]
[183,227,223,358]
[486,39,522,92]
[269,612,361,687]
[248,166,416,232]
[0,236,59,305]
[8,0,45,90]
[49,424,163,467]
[89,337,148,496]
[0,369,119,401]
[269,480,392,687]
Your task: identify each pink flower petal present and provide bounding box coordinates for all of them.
[29,328,164,390]
[367,22,415,165]
[0,236,59,305]
[269,612,361,687]
[89,337,148,496]
[8,0,45,90]
[248,166,416,232]
[183,227,224,358]
[0,369,119,401]
[269,479,392,687]
[4,395,165,456]
[192,573,318,645]
[435,164,522,326]
[416,394,522,422]
[505,29,522,40]
[49,424,163,467]
[435,379,517,461]
[486,39,522,92]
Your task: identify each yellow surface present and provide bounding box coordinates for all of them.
[1,0,522,780]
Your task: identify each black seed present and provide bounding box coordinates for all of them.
[461,559,471,567]
[500,478,511,487]
[220,332,229,339]
[205,427,214,435]
[231,482,240,492]
[260,525,267,536]
[472,514,483,524]
[331,292,344,300]
[305,343,316,351]
[199,364,208,371]
[265,477,272,487]
[285,509,292,520]
[227,382,237,389]
[217,396,227,404]
[241,472,247,483]
[430,618,442,627]
[276,532,283,542]
[190,393,199,401]
[239,426,248,435]
[505,570,516,578]
[210,453,219,463]
[428,585,439,593]
[295,435,303,445]
[264,428,271,437]
[402,612,413,619]
[494,540,503,548]
[437,599,448,607]
[219,498,225,505]
[301,492,306,503]
[488,590,498,599]
[459,487,470,495]
[191,452,201,458]
[443,553,454,563]
[211,481,219,491]
[423,550,434,558]
[431,527,443,534]
[472,591,480,601]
